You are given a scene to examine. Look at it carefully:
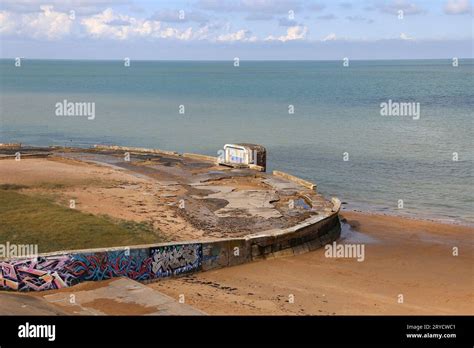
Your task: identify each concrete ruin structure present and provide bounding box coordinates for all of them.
[0,143,341,292]
[220,143,267,171]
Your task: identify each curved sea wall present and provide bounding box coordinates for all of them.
[0,207,340,291]
[0,144,342,292]
[0,209,341,292]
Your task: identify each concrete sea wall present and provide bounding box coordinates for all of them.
[0,204,341,292]
[0,144,341,291]
[273,170,317,192]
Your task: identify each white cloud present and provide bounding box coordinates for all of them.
[81,8,156,40]
[0,6,233,42]
[217,29,257,42]
[444,0,472,14]
[322,33,337,41]
[400,32,414,40]
[0,11,16,35]
[0,6,73,40]
[265,25,308,42]
[0,6,210,42]
[81,8,202,41]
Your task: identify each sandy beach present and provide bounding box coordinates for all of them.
[0,152,472,315]
[150,211,473,315]
[0,155,208,245]
[10,210,471,315]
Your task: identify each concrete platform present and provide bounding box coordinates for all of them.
[0,292,67,315]
[57,147,333,236]
[4,278,203,315]
[0,145,334,238]
[40,278,204,315]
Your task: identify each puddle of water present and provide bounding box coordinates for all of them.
[294,198,311,210]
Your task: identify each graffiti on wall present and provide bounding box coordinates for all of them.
[0,256,74,291]
[70,249,152,282]
[150,244,201,277]
[0,244,202,291]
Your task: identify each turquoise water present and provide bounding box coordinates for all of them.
[1,59,473,224]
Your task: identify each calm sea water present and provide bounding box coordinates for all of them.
[1,59,473,224]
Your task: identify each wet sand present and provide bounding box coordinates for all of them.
[149,211,473,315]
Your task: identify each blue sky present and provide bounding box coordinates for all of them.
[0,0,472,60]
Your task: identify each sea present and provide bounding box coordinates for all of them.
[1,59,473,224]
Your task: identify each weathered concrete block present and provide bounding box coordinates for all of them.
[320,232,333,245]
[251,244,262,258]
[272,248,295,258]
[263,245,272,255]
[201,241,229,271]
[306,238,322,251]
[228,240,251,266]
[272,170,317,191]
[292,243,310,256]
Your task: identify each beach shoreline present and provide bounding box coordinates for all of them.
[148,210,473,315]
[0,148,472,315]
[340,207,474,228]
[3,209,471,315]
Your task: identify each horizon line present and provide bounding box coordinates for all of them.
[1,57,473,62]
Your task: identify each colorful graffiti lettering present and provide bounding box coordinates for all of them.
[0,256,74,291]
[151,244,201,277]
[0,244,202,291]
[70,249,153,282]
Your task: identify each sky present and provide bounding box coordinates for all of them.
[0,0,472,60]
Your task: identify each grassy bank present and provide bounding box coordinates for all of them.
[0,188,166,254]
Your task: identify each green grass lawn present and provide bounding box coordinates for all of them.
[0,188,166,254]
